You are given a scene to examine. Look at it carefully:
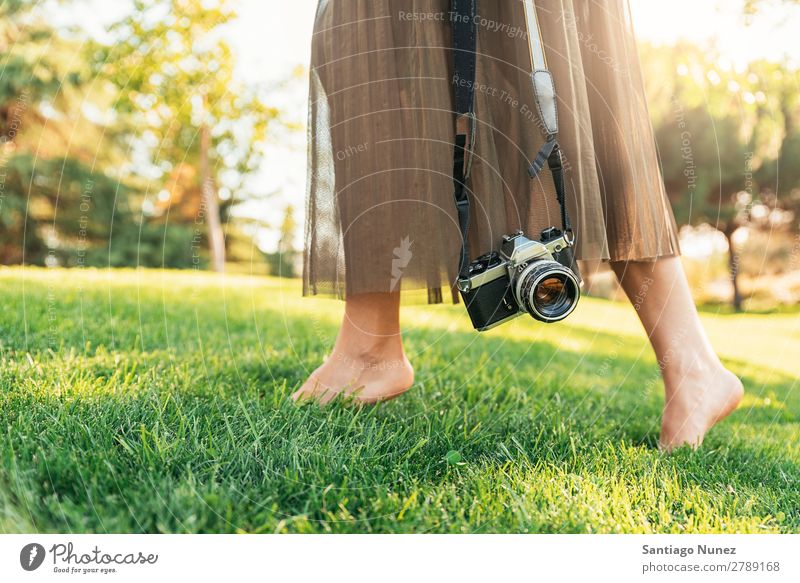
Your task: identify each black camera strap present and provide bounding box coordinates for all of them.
[451,0,477,280]
[450,0,573,283]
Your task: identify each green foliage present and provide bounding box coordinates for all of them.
[0,153,203,268]
[654,107,747,225]
[644,42,800,227]
[264,251,298,278]
[1,1,278,270]
[88,0,279,219]
[0,269,797,533]
[103,223,204,269]
[0,154,123,264]
[0,1,67,121]
[265,205,299,277]
[643,42,800,308]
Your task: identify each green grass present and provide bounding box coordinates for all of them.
[0,267,798,533]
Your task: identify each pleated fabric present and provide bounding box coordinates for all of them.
[304,0,680,303]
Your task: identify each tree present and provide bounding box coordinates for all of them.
[643,42,800,309]
[0,0,117,265]
[89,0,278,272]
[265,204,299,278]
[0,1,62,140]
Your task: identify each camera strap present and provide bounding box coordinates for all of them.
[450,0,573,282]
[451,0,477,280]
[522,0,572,237]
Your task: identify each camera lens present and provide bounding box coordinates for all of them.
[514,260,580,323]
[535,276,566,304]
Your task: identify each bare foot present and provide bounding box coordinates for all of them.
[659,363,744,451]
[292,347,414,405]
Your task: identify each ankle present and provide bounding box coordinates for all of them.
[332,336,405,366]
[662,351,720,391]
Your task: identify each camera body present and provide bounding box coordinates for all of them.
[457,228,581,331]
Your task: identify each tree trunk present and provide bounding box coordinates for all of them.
[199,120,225,273]
[723,222,743,312]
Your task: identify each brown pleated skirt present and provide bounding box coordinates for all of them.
[303,0,680,303]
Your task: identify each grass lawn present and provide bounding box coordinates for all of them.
[0,266,798,533]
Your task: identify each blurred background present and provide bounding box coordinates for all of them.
[1,0,799,311]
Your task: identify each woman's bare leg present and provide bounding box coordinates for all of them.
[292,292,414,404]
[610,256,743,450]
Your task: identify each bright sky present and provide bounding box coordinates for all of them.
[56,0,800,250]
